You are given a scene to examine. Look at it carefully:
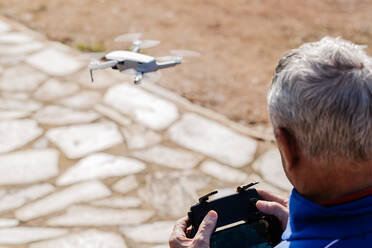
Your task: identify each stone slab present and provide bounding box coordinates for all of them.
[0,227,67,245]
[34,79,79,101]
[0,119,43,153]
[0,218,19,227]
[0,98,41,112]
[133,145,203,169]
[112,175,139,194]
[34,105,100,125]
[0,149,59,185]
[47,205,153,226]
[91,196,141,208]
[0,110,29,120]
[200,160,249,183]
[252,149,292,191]
[0,42,43,55]
[95,104,131,126]
[15,181,111,221]
[0,183,55,213]
[121,124,162,150]
[57,153,146,185]
[46,122,123,159]
[167,113,257,167]
[0,64,47,92]
[0,33,33,44]
[78,69,119,88]
[26,48,83,76]
[30,230,127,248]
[0,21,10,32]
[120,221,174,243]
[139,171,209,218]
[104,84,179,130]
[59,91,101,110]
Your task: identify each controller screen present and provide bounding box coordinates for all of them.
[210,222,272,248]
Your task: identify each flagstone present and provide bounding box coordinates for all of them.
[91,196,141,208]
[0,219,19,227]
[0,98,41,112]
[47,205,153,226]
[95,104,131,126]
[167,113,257,167]
[200,160,249,183]
[0,149,59,185]
[104,84,179,130]
[15,181,111,221]
[0,110,29,119]
[78,69,119,88]
[133,145,203,169]
[0,227,67,245]
[59,91,101,110]
[0,119,43,153]
[121,125,162,150]
[112,175,139,194]
[139,171,209,218]
[0,64,47,92]
[30,230,127,248]
[26,48,83,76]
[33,79,79,101]
[0,42,43,55]
[252,149,292,191]
[0,33,33,44]
[120,221,174,243]
[46,122,123,159]
[57,153,146,185]
[0,21,10,32]
[32,137,49,149]
[34,105,99,125]
[0,183,55,213]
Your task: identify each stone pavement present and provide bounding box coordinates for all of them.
[0,17,291,248]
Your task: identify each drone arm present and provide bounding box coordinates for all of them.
[156,60,182,70]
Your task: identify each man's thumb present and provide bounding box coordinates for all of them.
[256,200,288,229]
[195,210,218,243]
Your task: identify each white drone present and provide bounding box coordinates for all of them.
[88,33,199,84]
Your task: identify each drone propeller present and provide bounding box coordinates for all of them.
[114,33,160,50]
[89,60,118,82]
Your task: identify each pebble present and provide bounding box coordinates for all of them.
[46,122,123,159]
[0,218,19,227]
[26,48,83,76]
[0,21,10,32]
[0,98,41,112]
[91,196,141,208]
[15,181,111,221]
[57,153,146,185]
[0,183,55,213]
[59,91,101,110]
[47,205,153,226]
[34,105,100,125]
[133,145,203,169]
[0,110,29,120]
[0,33,33,44]
[95,104,132,126]
[120,221,174,243]
[104,84,179,130]
[0,119,43,153]
[30,229,128,248]
[0,42,43,55]
[0,149,59,185]
[167,113,257,168]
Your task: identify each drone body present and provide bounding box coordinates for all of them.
[89,34,186,84]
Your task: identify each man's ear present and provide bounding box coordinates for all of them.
[275,127,300,171]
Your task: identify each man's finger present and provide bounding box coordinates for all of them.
[172,216,189,238]
[256,200,288,229]
[257,190,288,207]
[194,210,218,246]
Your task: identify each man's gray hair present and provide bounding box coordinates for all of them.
[268,37,372,162]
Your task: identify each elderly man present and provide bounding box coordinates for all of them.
[169,37,372,248]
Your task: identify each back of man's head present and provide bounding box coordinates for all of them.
[268,37,372,163]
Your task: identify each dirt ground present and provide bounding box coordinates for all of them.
[2,0,372,126]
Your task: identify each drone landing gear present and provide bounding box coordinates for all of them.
[134,72,143,84]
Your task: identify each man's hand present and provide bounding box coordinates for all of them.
[169,210,218,248]
[256,190,289,230]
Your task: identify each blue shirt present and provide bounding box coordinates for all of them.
[276,189,372,248]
